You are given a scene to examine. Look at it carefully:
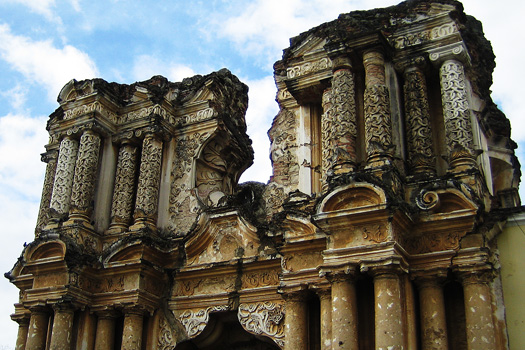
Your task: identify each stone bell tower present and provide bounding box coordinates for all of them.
[7,1,523,349]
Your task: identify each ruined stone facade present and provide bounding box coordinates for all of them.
[7,1,522,349]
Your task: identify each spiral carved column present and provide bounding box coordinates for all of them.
[69,129,101,223]
[108,141,139,233]
[363,50,394,166]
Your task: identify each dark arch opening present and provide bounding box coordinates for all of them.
[174,311,280,350]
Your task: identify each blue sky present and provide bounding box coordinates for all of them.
[0,0,523,347]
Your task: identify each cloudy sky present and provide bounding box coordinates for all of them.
[0,0,522,347]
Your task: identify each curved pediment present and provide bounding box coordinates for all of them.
[318,183,387,214]
[27,240,66,262]
[185,211,259,266]
[105,242,144,265]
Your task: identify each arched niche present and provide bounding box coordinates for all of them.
[27,241,66,262]
[318,183,387,214]
[104,242,143,265]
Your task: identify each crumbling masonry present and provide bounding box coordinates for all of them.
[7,1,522,349]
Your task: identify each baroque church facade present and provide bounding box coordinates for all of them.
[7,1,523,349]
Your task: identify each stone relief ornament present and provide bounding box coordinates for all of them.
[364,84,394,158]
[134,134,163,220]
[64,101,118,123]
[70,130,101,216]
[157,315,176,350]
[403,68,435,172]
[110,144,138,226]
[36,152,57,230]
[178,305,229,338]
[391,23,458,49]
[169,132,210,234]
[330,68,358,168]
[286,57,332,79]
[238,302,285,348]
[439,60,474,158]
[49,137,79,218]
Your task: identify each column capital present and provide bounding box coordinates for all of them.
[455,268,494,286]
[361,258,408,278]
[319,263,357,283]
[51,300,76,313]
[429,42,471,67]
[394,55,427,73]
[28,304,50,315]
[11,313,30,326]
[279,285,308,302]
[412,269,448,289]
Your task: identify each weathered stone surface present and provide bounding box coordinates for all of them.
[6,1,521,349]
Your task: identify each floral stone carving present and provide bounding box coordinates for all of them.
[238,302,285,348]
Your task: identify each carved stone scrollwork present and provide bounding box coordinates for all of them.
[36,151,58,230]
[329,65,357,173]
[178,305,229,338]
[157,315,176,350]
[109,142,138,230]
[49,136,79,220]
[363,50,394,163]
[439,59,476,168]
[133,134,163,228]
[403,66,435,173]
[69,130,101,219]
[238,302,285,348]
[416,190,440,211]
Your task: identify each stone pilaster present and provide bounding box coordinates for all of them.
[316,288,332,350]
[69,129,102,223]
[430,43,476,171]
[25,306,50,350]
[282,291,308,350]
[414,273,448,350]
[36,150,58,231]
[327,55,358,174]
[49,136,79,221]
[130,134,163,231]
[13,315,30,350]
[49,303,75,350]
[458,270,497,350]
[94,311,119,350]
[363,49,393,165]
[108,141,139,233]
[121,308,144,350]
[369,265,406,350]
[402,63,435,174]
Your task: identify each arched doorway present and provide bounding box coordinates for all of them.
[175,311,281,350]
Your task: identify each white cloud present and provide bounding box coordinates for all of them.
[132,55,197,83]
[0,113,47,347]
[0,24,98,102]
[1,84,28,112]
[8,0,58,21]
[240,75,279,184]
[211,0,399,68]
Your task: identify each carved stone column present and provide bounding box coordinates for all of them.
[321,88,333,191]
[283,291,308,350]
[130,134,163,231]
[414,273,448,350]
[49,136,79,221]
[94,311,119,350]
[121,308,144,350]
[459,271,497,350]
[25,306,50,350]
[49,303,75,350]
[363,49,393,165]
[36,150,58,231]
[108,141,139,233]
[316,288,333,350]
[430,44,476,171]
[322,267,358,350]
[13,315,30,350]
[402,63,435,174]
[69,129,102,223]
[327,55,358,174]
[369,265,406,349]
[439,59,476,170]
